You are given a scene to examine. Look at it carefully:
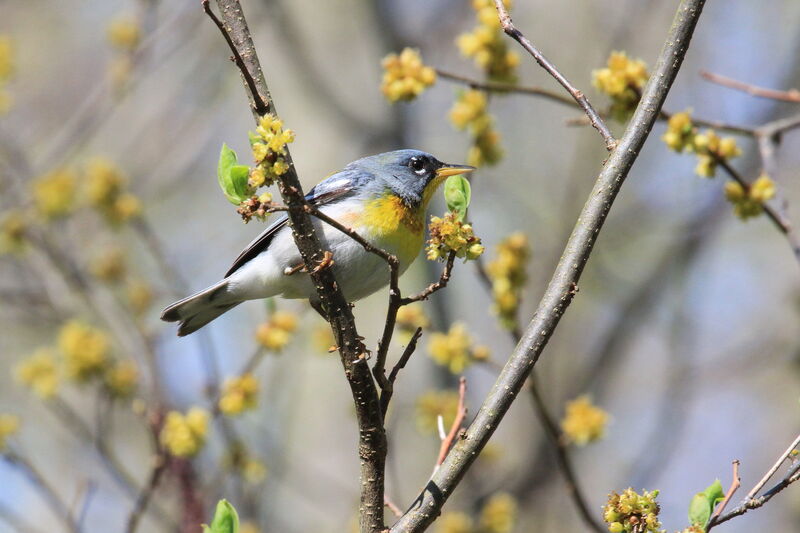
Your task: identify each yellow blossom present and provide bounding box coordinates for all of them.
[428,323,485,374]
[269,310,298,333]
[32,169,77,219]
[479,493,517,533]
[0,36,13,81]
[434,512,473,533]
[724,173,775,220]
[592,51,649,121]
[396,304,430,333]
[126,280,153,316]
[104,360,138,398]
[457,0,518,83]
[690,129,742,178]
[247,113,295,190]
[427,212,484,261]
[85,157,125,207]
[661,110,695,153]
[160,407,209,457]
[110,193,142,223]
[603,488,662,533]
[255,310,299,351]
[14,348,60,398]
[57,320,110,382]
[449,90,503,167]
[0,210,27,253]
[219,373,260,416]
[380,48,437,103]
[486,232,529,329]
[107,16,141,51]
[449,89,487,130]
[415,390,459,434]
[561,395,609,445]
[90,248,126,282]
[0,414,19,450]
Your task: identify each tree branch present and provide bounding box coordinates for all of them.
[390,1,707,530]
[204,2,385,530]
[493,0,616,150]
[700,70,800,103]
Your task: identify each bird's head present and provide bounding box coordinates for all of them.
[348,149,475,209]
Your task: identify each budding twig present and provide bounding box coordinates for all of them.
[701,70,800,103]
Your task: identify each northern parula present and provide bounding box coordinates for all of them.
[161,149,474,336]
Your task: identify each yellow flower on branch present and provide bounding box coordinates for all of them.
[104,360,138,398]
[396,304,430,333]
[661,110,695,153]
[479,493,517,533]
[248,113,295,190]
[724,173,776,220]
[427,212,484,261]
[57,320,110,382]
[14,348,60,399]
[381,47,437,103]
[592,51,649,121]
[449,89,503,167]
[415,390,459,434]
[32,169,77,219]
[486,232,529,330]
[560,395,609,445]
[0,35,13,81]
[0,210,27,253]
[90,248,127,283]
[456,0,518,83]
[434,512,473,533]
[428,323,489,374]
[160,407,210,457]
[107,15,141,51]
[0,414,20,450]
[603,488,662,533]
[255,310,299,352]
[219,373,260,416]
[126,280,154,316]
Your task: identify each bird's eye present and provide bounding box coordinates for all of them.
[410,157,426,174]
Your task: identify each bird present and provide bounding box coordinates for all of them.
[161,149,474,336]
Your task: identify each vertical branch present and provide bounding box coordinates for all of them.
[391,1,707,530]
[203,2,386,531]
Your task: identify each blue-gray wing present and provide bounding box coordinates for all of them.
[224,170,361,277]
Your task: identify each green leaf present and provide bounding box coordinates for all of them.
[217,144,252,205]
[202,499,240,533]
[687,480,724,528]
[444,174,472,221]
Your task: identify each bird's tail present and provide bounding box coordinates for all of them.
[161,279,241,336]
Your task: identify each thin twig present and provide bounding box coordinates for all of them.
[435,377,468,469]
[700,70,800,103]
[380,327,424,417]
[710,460,741,521]
[493,0,616,150]
[384,496,404,519]
[435,68,576,107]
[391,1,707,530]
[746,433,800,500]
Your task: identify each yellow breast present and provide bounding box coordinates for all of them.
[358,195,424,263]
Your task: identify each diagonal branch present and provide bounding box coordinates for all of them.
[203,2,385,531]
[700,70,800,103]
[390,1,707,530]
[493,0,616,150]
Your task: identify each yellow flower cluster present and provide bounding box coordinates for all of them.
[693,129,742,178]
[560,395,609,446]
[486,232,529,329]
[90,247,126,283]
[396,304,430,333]
[603,488,662,533]
[724,173,776,220]
[0,210,27,253]
[456,0,519,83]
[432,493,517,533]
[14,348,60,398]
[219,373,260,416]
[380,48,437,103]
[427,211,485,261]
[58,320,110,382]
[255,310,299,351]
[0,35,13,114]
[449,89,503,167]
[103,360,138,398]
[415,390,459,434]
[0,414,20,451]
[126,280,154,316]
[32,169,77,219]
[107,15,141,51]
[160,407,210,457]
[435,512,473,533]
[249,114,295,189]
[661,111,695,153]
[85,157,142,224]
[428,323,489,374]
[592,51,649,121]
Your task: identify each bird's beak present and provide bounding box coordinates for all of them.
[435,164,476,178]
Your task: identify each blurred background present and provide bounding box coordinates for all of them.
[2,0,800,532]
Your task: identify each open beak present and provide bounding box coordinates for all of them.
[435,164,476,178]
